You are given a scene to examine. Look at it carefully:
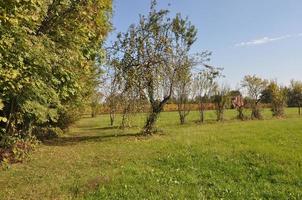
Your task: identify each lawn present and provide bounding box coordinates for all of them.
[1,108,302,199]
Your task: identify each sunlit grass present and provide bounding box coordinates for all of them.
[0,108,301,199]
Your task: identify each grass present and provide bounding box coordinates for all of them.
[1,108,302,199]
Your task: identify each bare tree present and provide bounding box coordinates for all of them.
[241,75,268,119]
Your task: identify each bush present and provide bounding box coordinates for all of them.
[0,135,38,165]
[56,107,82,130]
[32,127,63,141]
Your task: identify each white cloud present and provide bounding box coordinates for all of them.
[235,33,301,47]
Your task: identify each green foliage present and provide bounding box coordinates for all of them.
[213,85,230,121]
[266,81,287,117]
[32,127,63,141]
[241,75,268,119]
[110,0,197,134]
[0,0,112,146]
[0,134,38,164]
[287,80,302,115]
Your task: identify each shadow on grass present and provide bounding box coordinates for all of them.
[81,126,120,131]
[43,132,141,146]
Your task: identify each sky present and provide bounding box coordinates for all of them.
[107,0,302,88]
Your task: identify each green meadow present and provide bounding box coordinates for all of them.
[1,108,302,200]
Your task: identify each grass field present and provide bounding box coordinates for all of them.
[1,108,302,199]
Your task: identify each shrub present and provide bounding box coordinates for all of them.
[32,127,63,141]
[0,135,38,165]
[56,107,82,130]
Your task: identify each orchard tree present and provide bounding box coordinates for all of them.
[241,75,268,119]
[110,0,197,135]
[90,91,103,118]
[231,93,245,120]
[174,57,193,125]
[213,84,230,121]
[193,63,223,123]
[288,80,302,115]
[266,81,287,118]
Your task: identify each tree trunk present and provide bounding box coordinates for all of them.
[109,111,115,126]
[179,113,185,125]
[237,107,245,120]
[5,97,17,135]
[121,111,127,129]
[199,100,205,123]
[298,105,301,116]
[217,109,224,121]
[143,100,167,135]
[143,110,160,135]
[251,104,262,120]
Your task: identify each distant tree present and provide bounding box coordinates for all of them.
[231,92,245,120]
[105,93,120,127]
[288,80,302,116]
[193,63,223,123]
[213,85,230,121]
[241,75,268,119]
[110,0,197,135]
[102,70,120,127]
[265,81,287,117]
[174,57,193,124]
[90,91,103,118]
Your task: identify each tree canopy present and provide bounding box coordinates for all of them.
[0,0,112,145]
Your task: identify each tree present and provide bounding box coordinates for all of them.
[193,63,223,123]
[174,57,193,125]
[0,0,112,145]
[213,85,230,121]
[110,0,197,135]
[266,81,287,118]
[90,91,103,118]
[288,80,302,116]
[241,75,268,119]
[231,93,245,120]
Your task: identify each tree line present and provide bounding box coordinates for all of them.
[1,0,301,163]
[102,1,302,134]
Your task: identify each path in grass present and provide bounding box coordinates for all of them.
[0,109,302,199]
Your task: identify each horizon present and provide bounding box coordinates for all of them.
[108,0,302,88]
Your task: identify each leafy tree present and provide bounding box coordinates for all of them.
[241,75,268,119]
[266,81,287,117]
[213,85,230,121]
[110,0,197,135]
[288,80,302,115]
[0,0,112,145]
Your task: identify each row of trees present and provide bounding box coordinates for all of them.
[100,0,302,135]
[1,0,301,149]
[103,64,302,128]
[0,0,112,149]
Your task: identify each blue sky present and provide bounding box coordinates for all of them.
[108,0,302,87]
